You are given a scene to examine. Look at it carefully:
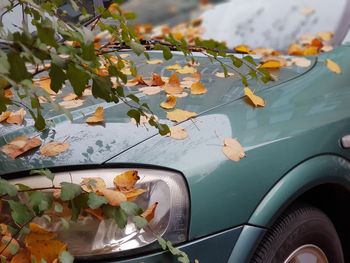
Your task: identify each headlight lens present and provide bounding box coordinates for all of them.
[8,168,189,258]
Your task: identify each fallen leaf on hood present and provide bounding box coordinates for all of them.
[141,202,158,222]
[290,57,312,68]
[183,72,201,82]
[139,86,162,95]
[166,64,182,70]
[147,59,163,65]
[259,60,281,69]
[114,170,140,191]
[99,188,126,206]
[167,109,197,122]
[160,95,177,109]
[81,177,106,193]
[124,188,146,201]
[301,7,315,16]
[6,108,26,125]
[40,141,69,157]
[144,73,165,86]
[1,136,41,159]
[317,32,333,42]
[164,73,183,94]
[59,99,84,109]
[0,111,11,122]
[86,106,104,124]
[234,44,251,54]
[215,72,234,78]
[191,82,207,95]
[176,65,197,74]
[126,75,147,87]
[167,126,188,140]
[244,87,265,107]
[222,137,245,162]
[325,59,341,74]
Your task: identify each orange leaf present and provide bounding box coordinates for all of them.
[0,111,11,122]
[1,136,41,159]
[160,95,177,109]
[325,59,341,74]
[113,170,140,191]
[124,188,146,201]
[144,73,165,86]
[6,108,26,125]
[310,38,323,50]
[287,43,304,56]
[27,239,66,263]
[191,82,207,95]
[141,202,158,222]
[10,248,30,263]
[99,188,126,206]
[222,138,246,162]
[126,75,146,87]
[62,93,78,101]
[164,73,183,95]
[86,106,104,124]
[0,236,19,259]
[183,72,201,82]
[40,141,69,157]
[167,109,197,122]
[234,44,251,54]
[4,89,13,98]
[244,87,265,107]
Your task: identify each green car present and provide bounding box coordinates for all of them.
[1,1,350,262]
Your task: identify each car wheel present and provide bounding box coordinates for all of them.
[250,203,344,263]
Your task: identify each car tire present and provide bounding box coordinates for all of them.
[250,203,344,263]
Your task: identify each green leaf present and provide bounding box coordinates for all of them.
[120,201,142,216]
[59,251,74,263]
[130,40,145,56]
[92,76,115,102]
[154,44,173,60]
[243,55,257,66]
[8,51,30,82]
[127,109,140,124]
[54,203,63,213]
[126,94,139,104]
[87,193,108,209]
[8,200,34,226]
[37,24,58,48]
[132,215,147,229]
[0,178,18,197]
[29,191,53,214]
[103,205,128,229]
[30,169,55,183]
[60,182,82,201]
[49,64,66,93]
[157,236,167,250]
[67,64,90,96]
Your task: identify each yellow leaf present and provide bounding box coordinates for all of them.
[290,57,311,68]
[113,170,140,191]
[0,111,11,122]
[10,248,31,263]
[147,59,163,65]
[121,67,132,75]
[167,109,197,122]
[164,73,184,95]
[287,43,304,56]
[81,177,106,193]
[139,86,162,95]
[40,141,69,157]
[167,126,188,140]
[259,60,281,69]
[86,106,104,124]
[303,46,319,56]
[99,188,126,206]
[222,138,246,162]
[35,77,57,95]
[6,108,26,125]
[59,99,84,109]
[191,82,207,95]
[124,188,146,201]
[244,87,265,107]
[173,92,188,98]
[166,64,182,71]
[234,44,251,54]
[1,136,41,159]
[317,32,333,42]
[160,95,177,109]
[176,65,197,74]
[141,202,158,222]
[325,59,341,74]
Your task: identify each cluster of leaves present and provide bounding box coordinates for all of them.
[0,169,164,262]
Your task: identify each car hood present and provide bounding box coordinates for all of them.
[0,52,316,175]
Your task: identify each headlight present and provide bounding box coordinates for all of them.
[7,168,190,259]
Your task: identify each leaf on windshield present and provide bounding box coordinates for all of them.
[167,126,188,140]
[6,108,26,125]
[147,59,163,65]
[160,95,177,109]
[234,45,251,54]
[191,82,207,95]
[164,73,184,95]
[126,75,147,87]
[167,109,197,122]
[86,106,104,124]
[144,73,165,86]
[139,86,162,95]
[325,59,341,74]
[176,65,197,74]
[114,170,140,191]
[287,43,304,56]
[259,60,282,69]
[40,141,69,157]
[1,136,41,159]
[290,57,311,68]
[34,77,59,95]
[222,138,246,162]
[244,87,265,107]
[59,99,84,109]
[141,202,158,222]
[166,64,182,71]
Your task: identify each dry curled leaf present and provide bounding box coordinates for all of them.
[244,87,265,107]
[81,177,106,193]
[126,75,147,87]
[144,73,165,86]
[147,59,163,65]
[160,95,177,109]
[139,86,162,95]
[1,136,41,159]
[86,106,104,124]
[164,73,184,94]
[173,92,188,98]
[167,126,188,140]
[40,141,69,157]
[6,108,26,125]
[124,188,146,201]
[325,59,341,74]
[141,202,158,222]
[191,82,207,95]
[99,188,126,206]
[0,111,11,123]
[183,72,201,82]
[167,109,197,122]
[222,137,246,162]
[114,170,140,191]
